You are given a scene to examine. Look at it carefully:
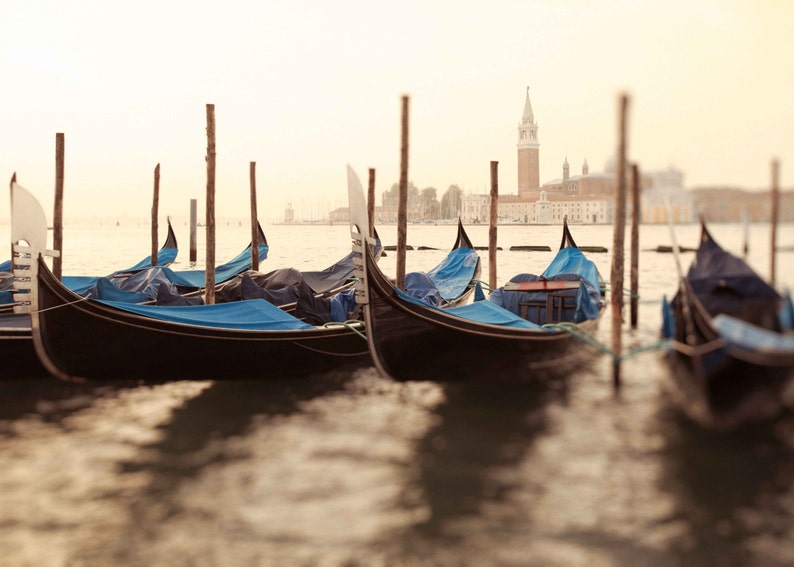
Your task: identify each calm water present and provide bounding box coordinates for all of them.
[1,220,793,566]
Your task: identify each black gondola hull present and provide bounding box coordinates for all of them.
[33,257,371,381]
[0,314,50,379]
[363,248,601,382]
[661,222,794,429]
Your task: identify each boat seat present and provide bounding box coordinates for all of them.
[518,292,577,324]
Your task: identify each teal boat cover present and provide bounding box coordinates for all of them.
[713,314,794,354]
[780,293,794,332]
[120,247,179,272]
[97,296,315,331]
[489,247,602,323]
[426,248,480,302]
[64,244,269,300]
[396,286,545,330]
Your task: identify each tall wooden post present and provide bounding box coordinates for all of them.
[249,161,260,272]
[53,133,65,280]
[396,95,410,290]
[151,163,160,266]
[770,159,780,286]
[629,163,640,329]
[611,94,629,387]
[189,199,197,264]
[205,104,217,305]
[367,168,376,239]
[489,161,499,290]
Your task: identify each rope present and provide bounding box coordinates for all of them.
[17,295,91,314]
[322,319,367,341]
[470,279,493,291]
[541,321,671,363]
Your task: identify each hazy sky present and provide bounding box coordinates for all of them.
[2,0,792,221]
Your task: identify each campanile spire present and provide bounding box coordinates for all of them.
[517,86,540,196]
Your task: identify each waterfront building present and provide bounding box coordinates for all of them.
[461,86,695,224]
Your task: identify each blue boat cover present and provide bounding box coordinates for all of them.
[713,314,794,354]
[1,271,14,305]
[541,247,601,292]
[426,247,480,302]
[682,232,780,319]
[166,244,270,288]
[0,260,11,273]
[661,295,676,339]
[779,292,794,332]
[118,247,179,273]
[396,286,546,330]
[97,297,315,331]
[63,244,270,301]
[489,247,602,323]
[83,277,152,303]
[404,272,443,306]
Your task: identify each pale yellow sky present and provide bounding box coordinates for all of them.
[2,0,792,221]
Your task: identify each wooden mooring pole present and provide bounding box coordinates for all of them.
[249,161,260,272]
[151,163,160,266]
[53,133,65,280]
[770,158,780,287]
[189,199,197,264]
[489,161,499,291]
[205,104,217,305]
[611,94,629,388]
[367,168,376,239]
[629,163,640,329]
[396,95,410,290]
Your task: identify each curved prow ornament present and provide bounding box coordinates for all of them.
[347,165,375,307]
[10,178,60,314]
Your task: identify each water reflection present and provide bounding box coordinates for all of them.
[0,378,131,425]
[385,379,564,556]
[118,372,353,513]
[656,405,794,566]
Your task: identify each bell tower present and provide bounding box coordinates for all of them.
[517,86,540,198]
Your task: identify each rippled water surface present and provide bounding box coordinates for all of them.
[1,220,793,566]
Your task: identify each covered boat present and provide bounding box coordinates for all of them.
[2,189,180,378]
[661,222,794,430]
[11,180,370,382]
[346,165,604,382]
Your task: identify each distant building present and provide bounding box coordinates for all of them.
[461,86,694,224]
[517,86,540,197]
[690,188,794,222]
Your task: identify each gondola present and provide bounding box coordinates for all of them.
[661,222,794,430]
[10,180,370,382]
[2,197,181,378]
[346,165,605,382]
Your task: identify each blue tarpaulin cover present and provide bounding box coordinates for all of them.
[65,244,269,301]
[396,286,545,330]
[163,245,269,289]
[489,247,602,323]
[97,296,315,331]
[713,314,794,353]
[779,293,794,332]
[120,247,179,273]
[426,248,480,302]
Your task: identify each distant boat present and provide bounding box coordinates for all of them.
[660,221,794,430]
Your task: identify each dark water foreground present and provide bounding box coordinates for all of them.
[1,348,792,566]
